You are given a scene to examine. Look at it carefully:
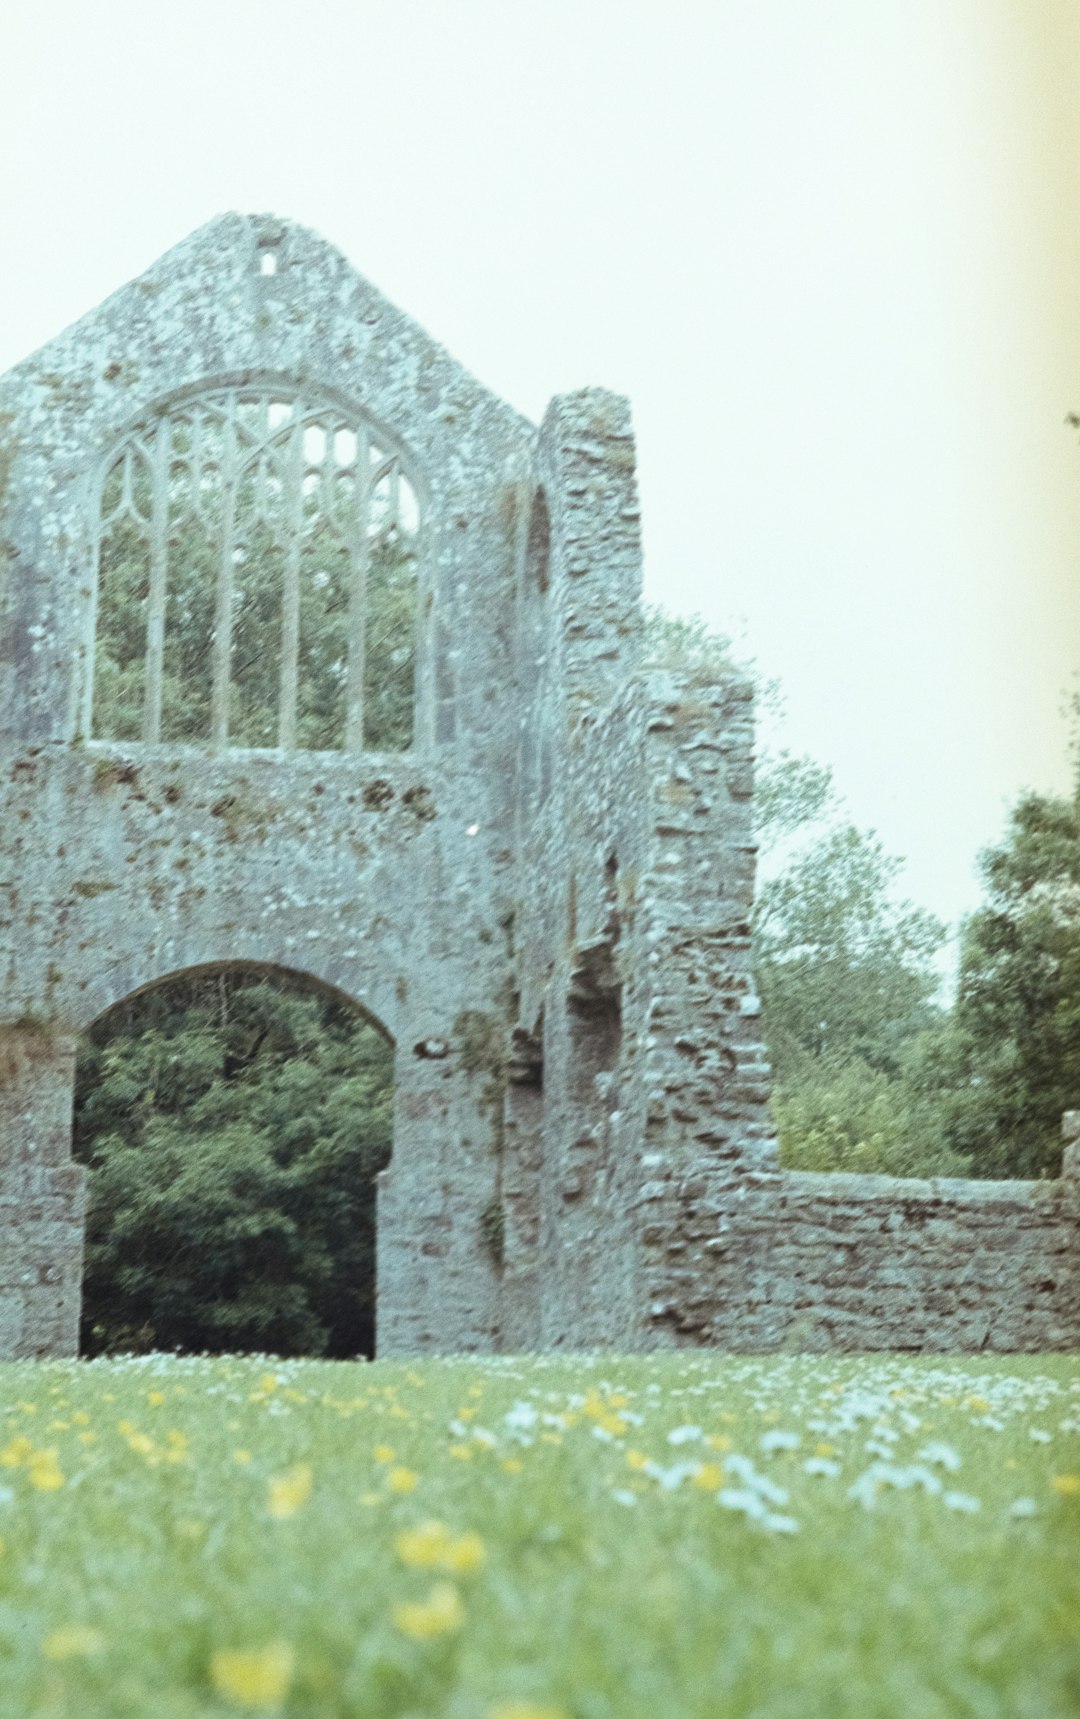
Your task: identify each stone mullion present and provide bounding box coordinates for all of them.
[278,416,304,750]
[345,431,371,753]
[141,422,171,744]
[83,468,109,740]
[387,459,400,533]
[209,399,239,747]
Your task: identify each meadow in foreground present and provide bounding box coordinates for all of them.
[0,1351,1077,1718]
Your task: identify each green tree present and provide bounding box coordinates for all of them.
[74,971,393,1357]
[770,1055,966,1178]
[945,780,1080,1177]
[754,821,947,1080]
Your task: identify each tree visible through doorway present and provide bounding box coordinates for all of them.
[73,967,393,1358]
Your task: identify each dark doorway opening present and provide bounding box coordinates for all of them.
[73,964,393,1359]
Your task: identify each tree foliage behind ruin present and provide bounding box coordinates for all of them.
[74,971,392,1358]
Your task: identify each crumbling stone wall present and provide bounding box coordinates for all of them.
[626,688,1080,1352]
[1,214,1077,1360]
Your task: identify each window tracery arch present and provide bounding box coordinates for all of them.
[88,383,421,752]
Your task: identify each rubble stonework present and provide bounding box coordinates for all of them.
[0,215,1077,1359]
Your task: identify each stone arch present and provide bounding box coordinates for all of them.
[74,957,397,1359]
[81,957,396,1047]
[69,950,405,1050]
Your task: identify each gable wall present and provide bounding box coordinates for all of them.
[0,215,537,1358]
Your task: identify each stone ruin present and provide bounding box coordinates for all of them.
[1,215,1077,1360]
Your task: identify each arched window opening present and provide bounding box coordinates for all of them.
[520,486,553,812]
[73,965,394,1359]
[90,386,421,753]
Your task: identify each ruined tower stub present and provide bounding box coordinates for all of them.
[0,214,773,1360]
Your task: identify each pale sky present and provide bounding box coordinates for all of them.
[2,0,1079,954]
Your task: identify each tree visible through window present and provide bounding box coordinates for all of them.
[89,385,420,752]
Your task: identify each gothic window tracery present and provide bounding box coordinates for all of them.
[89,384,420,752]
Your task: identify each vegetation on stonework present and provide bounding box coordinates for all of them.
[0,1351,1076,1718]
[73,972,392,1359]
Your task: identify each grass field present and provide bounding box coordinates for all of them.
[0,1350,1076,1718]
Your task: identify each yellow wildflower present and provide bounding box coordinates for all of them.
[625,1450,648,1472]
[233,1449,253,1464]
[396,1520,451,1567]
[387,1466,419,1494]
[1,1435,32,1467]
[210,1640,295,1709]
[29,1449,64,1491]
[267,1463,313,1519]
[442,1531,486,1575]
[501,1457,523,1475]
[42,1624,105,1661]
[692,1463,724,1491]
[1051,1474,1080,1497]
[815,1442,835,1459]
[259,1373,280,1395]
[490,1705,570,1719]
[147,1390,166,1407]
[448,1443,474,1461]
[72,1411,90,1427]
[581,1389,626,1436]
[392,1581,465,1640]
[163,1430,188,1463]
[707,1434,733,1453]
[373,1444,396,1464]
[395,1519,485,1574]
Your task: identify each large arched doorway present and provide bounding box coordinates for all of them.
[72,962,393,1359]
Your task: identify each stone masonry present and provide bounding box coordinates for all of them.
[1,215,1077,1358]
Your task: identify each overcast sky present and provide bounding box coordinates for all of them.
[2,1,1079,955]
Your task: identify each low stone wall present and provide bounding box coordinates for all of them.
[641,1128,1080,1353]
